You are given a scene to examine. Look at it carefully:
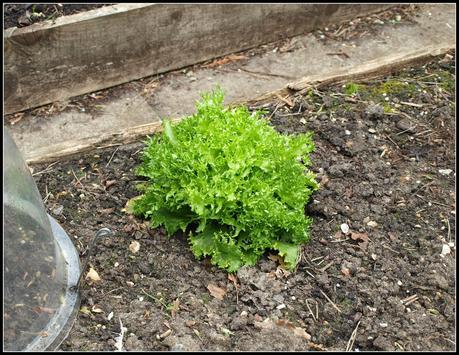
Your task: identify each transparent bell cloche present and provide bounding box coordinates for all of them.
[3,128,81,351]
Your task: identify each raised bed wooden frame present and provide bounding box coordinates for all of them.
[4,3,393,114]
[24,43,454,165]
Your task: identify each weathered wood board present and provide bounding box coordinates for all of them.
[242,44,455,107]
[5,3,393,114]
[24,43,454,165]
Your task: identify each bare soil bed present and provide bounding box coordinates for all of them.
[32,54,455,351]
[3,4,111,29]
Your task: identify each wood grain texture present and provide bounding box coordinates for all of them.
[241,43,456,107]
[5,4,392,114]
[25,43,453,165]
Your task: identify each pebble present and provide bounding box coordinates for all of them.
[129,241,140,254]
[396,118,416,132]
[365,103,384,118]
[368,128,376,134]
[171,344,185,352]
[273,294,284,303]
[438,169,453,176]
[276,304,286,310]
[52,205,64,215]
[340,223,350,234]
[367,221,378,228]
[440,244,451,257]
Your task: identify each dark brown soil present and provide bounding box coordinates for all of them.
[3,207,61,351]
[31,55,455,351]
[3,4,112,29]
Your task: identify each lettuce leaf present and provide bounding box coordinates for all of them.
[132,88,318,271]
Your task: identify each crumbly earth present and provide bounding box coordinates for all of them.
[32,55,455,351]
[3,4,110,29]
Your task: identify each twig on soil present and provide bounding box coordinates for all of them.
[319,290,342,314]
[141,288,170,311]
[394,342,404,351]
[382,244,401,255]
[343,242,363,250]
[330,238,350,243]
[402,294,419,306]
[238,67,296,80]
[395,125,418,136]
[326,218,335,226]
[382,134,401,150]
[415,194,451,207]
[105,287,125,295]
[114,316,127,351]
[106,146,120,167]
[276,112,303,117]
[443,217,452,243]
[414,129,432,137]
[43,185,51,204]
[345,320,361,352]
[319,261,334,273]
[326,51,350,59]
[32,161,59,176]
[268,103,281,120]
[71,169,84,187]
[275,93,294,107]
[393,110,416,122]
[400,101,424,108]
[442,338,456,346]
[311,256,325,263]
[305,299,318,322]
[412,181,435,196]
[315,258,326,267]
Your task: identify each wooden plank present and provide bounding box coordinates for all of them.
[241,43,455,107]
[25,43,453,166]
[5,4,393,114]
[25,118,180,165]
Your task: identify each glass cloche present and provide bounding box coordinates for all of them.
[3,128,81,351]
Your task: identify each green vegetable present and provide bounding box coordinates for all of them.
[132,88,319,272]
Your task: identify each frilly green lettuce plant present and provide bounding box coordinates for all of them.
[131,89,318,272]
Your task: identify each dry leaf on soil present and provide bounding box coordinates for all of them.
[86,267,101,282]
[91,306,104,313]
[8,112,24,125]
[203,54,247,68]
[254,318,311,341]
[207,283,227,300]
[170,299,180,318]
[341,267,351,277]
[129,240,140,254]
[228,274,240,289]
[350,232,369,250]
